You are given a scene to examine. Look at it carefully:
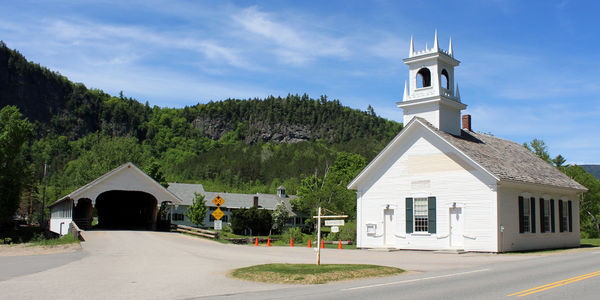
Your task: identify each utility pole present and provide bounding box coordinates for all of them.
[40,161,48,227]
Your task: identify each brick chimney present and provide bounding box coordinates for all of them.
[462,114,472,131]
[253,196,259,207]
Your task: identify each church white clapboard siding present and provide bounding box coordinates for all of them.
[349,31,587,252]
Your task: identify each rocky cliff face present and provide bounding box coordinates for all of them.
[193,116,318,144]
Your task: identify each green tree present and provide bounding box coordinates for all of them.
[271,202,290,234]
[185,193,207,227]
[523,139,551,163]
[231,206,273,235]
[0,106,33,226]
[145,161,168,188]
[565,165,600,237]
[293,152,366,222]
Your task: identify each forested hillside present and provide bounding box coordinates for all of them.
[0,42,401,223]
[581,165,600,180]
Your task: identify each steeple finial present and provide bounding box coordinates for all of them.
[434,29,439,51]
[456,83,461,100]
[403,80,408,101]
[409,35,414,57]
[449,37,453,57]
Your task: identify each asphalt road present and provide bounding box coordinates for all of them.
[210,249,600,300]
[0,230,598,299]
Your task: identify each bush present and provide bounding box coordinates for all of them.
[282,227,304,243]
[231,207,273,236]
[325,220,356,242]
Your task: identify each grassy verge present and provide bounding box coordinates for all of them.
[231,263,404,284]
[180,230,358,249]
[581,238,600,247]
[28,234,80,247]
[505,238,600,255]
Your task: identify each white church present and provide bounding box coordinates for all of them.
[348,32,587,252]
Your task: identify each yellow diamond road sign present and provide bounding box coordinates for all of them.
[212,195,224,207]
[212,208,225,220]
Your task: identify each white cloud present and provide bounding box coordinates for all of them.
[232,6,351,65]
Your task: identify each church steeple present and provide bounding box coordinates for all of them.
[397,31,466,135]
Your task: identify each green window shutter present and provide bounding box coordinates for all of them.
[568,200,573,232]
[539,198,545,232]
[406,198,413,234]
[518,196,524,233]
[558,200,564,232]
[428,196,436,234]
[550,199,555,233]
[530,197,536,233]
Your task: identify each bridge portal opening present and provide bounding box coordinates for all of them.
[95,190,158,230]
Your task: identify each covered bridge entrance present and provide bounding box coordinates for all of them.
[48,163,182,235]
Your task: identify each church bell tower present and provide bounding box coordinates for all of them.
[397,31,466,135]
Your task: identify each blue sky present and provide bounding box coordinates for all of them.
[1,0,598,164]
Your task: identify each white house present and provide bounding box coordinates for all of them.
[348,32,587,252]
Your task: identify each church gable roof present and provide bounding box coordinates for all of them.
[348,117,586,192]
[416,117,586,191]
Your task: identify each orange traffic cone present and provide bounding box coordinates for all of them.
[308,238,312,248]
[254,237,259,246]
[338,239,342,249]
[290,237,294,247]
[267,237,271,247]
[320,239,324,249]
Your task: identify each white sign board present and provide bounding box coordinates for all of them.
[325,220,344,226]
[213,220,222,230]
[331,226,339,233]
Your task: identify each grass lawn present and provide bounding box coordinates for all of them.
[231,263,404,284]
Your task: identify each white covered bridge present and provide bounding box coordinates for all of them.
[48,163,182,235]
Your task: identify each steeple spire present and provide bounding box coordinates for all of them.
[449,37,453,57]
[434,29,439,51]
[456,83,460,99]
[403,80,408,101]
[409,35,414,57]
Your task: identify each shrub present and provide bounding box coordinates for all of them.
[282,227,304,243]
[231,207,273,236]
[325,220,356,242]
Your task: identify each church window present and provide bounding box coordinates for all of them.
[414,197,429,232]
[416,68,431,88]
[518,196,536,233]
[441,69,449,89]
[406,197,436,234]
[539,198,555,233]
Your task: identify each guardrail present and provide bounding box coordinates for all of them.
[69,221,85,241]
[173,224,219,239]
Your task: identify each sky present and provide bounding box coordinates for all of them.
[1,0,599,164]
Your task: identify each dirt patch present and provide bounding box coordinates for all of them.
[0,243,82,256]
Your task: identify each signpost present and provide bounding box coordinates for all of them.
[213,220,222,230]
[211,195,225,230]
[313,207,347,265]
[324,220,344,226]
